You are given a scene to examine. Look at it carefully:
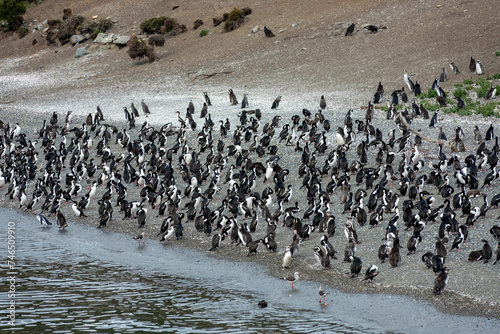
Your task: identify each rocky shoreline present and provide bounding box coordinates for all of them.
[1,89,500,321]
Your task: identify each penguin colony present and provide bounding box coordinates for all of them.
[1,58,499,303]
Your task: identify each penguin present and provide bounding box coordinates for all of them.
[475,60,484,75]
[282,246,293,268]
[494,241,500,264]
[449,61,460,74]
[469,56,476,72]
[429,109,439,128]
[480,239,493,263]
[237,223,252,246]
[264,26,275,37]
[320,235,337,259]
[486,85,497,100]
[345,22,356,36]
[160,226,175,243]
[364,264,379,282]
[271,96,281,109]
[313,246,331,269]
[258,300,268,308]
[485,123,494,141]
[389,238,401,267]
[320,95,327,110]
[241,94,249,108]
[72,202,87,217]
[433,267,449,295]
[350,256,362,278]
[203,92,212,106]
[56,210,68,230]
[141,99,151,114]
[364,25,378,33]
[36,213,52,227]
[439,68,447,82]
[247,239,262,256]
[228,89,238,105]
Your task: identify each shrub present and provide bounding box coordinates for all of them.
[477,102,499,117]
[223,8,245,32]
[58,15,84,44]
[148,34,165,46]
[0,0,26,31]
[18,25,28,38]
[140,16,168,34]
[426,88,438,98]
[475,77,491,98]
[465,85,473,91]
[496,51,500,57]
[453,88,467,99]
[81,18,113,34]
[193,19,203,30]
[463,78,474,85]
[128,35,155,62]
[492,73,500,80]
[199,29,208,37]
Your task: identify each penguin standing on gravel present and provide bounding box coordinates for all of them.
[264,26,275,37]
[469,56,476,72]
[345,22,356,36]
[476,60,484,75]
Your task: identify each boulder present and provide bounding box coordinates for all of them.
[70,34,86,45]
[75,47,88,58]
[113,35,130,45]
[94,33,114,44]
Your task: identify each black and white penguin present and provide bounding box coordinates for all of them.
[320,95,327,110]
[56,211,68,230]
[228,89,238,105]
[449,61,460,74]
[439,68,447,82]
[476,60,484,75]
[486,85,497,100]
[72,202,87,218]
[313,246,331,269]
[429,110,438,128]
[36,213,52,227]
[237,223,252,246]
[282,246,293,268]
[241,94,249,108]
[320,235,337,259]
[364,264,379,282]
[203,92,212,106]
[485,124,494,141]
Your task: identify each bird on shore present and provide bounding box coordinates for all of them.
[364,264,379,282]
[282,246,293,268]
[228,89,238,105]
[433,267,449,295]
[486,86,497,100]
[469,56,476,72]
[345,22,356,36]
[36,213,52,227]
[56,211,68,230]
[320,95,327,110]
[449,61,460,74]
[350,256,362,278]
[203,92,212,106]
[476,60,484,75]
[318,286,328,304]
[133,232,147,246]
[282,271,301,289]
[364,25,378,33]
[264,26,275,37]
[141,99,150,114]
[271,96,281,109]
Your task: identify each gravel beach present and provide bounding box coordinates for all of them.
[1,83,499,319]
[1,0,500,321]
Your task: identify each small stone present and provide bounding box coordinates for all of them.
[75,47,88,58]
[112,20,118,24]
[436,4,442,8]
[252,26,259,33]
[94,33,113,44]
[70,34,86,45]
[278,29,287,34]
[292,23,299,28]
[92,15,98,20]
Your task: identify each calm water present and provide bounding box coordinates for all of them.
[1,208,498,333]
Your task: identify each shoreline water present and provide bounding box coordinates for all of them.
[1,96,500,321]
[3,207,500,333]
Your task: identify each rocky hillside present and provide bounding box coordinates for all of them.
[1,0,500,100]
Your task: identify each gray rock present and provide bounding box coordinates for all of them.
[94,33,114,44]
[70,34,86,45]
[113,35,130,45]
[75,47,88,58]
[252,26,259,33]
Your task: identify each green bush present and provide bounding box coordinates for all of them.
[465,85,473,90]
[199,29,208,37]
[58,15,84,44]
[463,78,474,85]
[0,0,26,31]
[496,51,500,57]
[476,77,491,98]
[492,73,500,80]
[18,25,28,38]
[140,16,168,34]
[426,88,438,98]
[453,88,467,99]
[454,83,463,88]
[477,102,499,117]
